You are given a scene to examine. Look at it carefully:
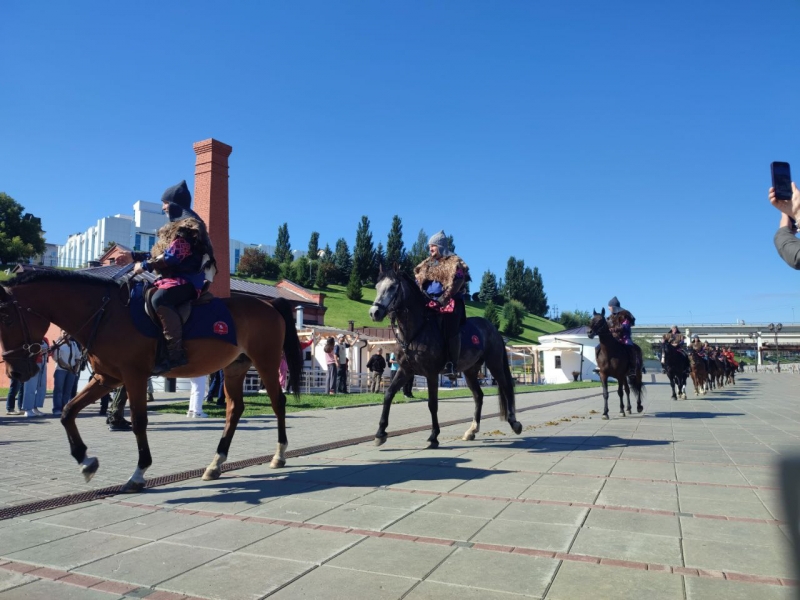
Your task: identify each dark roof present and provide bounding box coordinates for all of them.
[229,279,313,305]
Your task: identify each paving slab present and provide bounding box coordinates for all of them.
[683,537,794,579]
[6,530,146,570]
[404,580,531,600]
[238,526,363,563]
[0,579,121,600]
[267,565,416,599]
[570,527,683,565]
[684,576,793,600]
[545,561,684,600]
[328,537,454,579]
[160,517,285,551]
[0,571,36,594]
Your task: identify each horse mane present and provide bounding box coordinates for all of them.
[394,269,426,302]
[5,269,120,289]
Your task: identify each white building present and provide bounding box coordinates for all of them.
[537,326,600,384]
[58,201,273,273]
[30,243,60,267]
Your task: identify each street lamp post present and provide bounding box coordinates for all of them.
[769,323,783,372]
[748,332,760,372]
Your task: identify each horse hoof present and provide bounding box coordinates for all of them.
[511,421,523,435]
[463,432,476,441]
[375,435,387,447]
[427,440,440,449]
[637,405,643,413]
[269,457,286,469]
[202,467,221,481]
[626,409,632,415]
[619,412,626,417]
[121,479,145,494]
[81,457,99,483]
[601,414,609,420]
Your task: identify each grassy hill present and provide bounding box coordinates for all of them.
[236,276,564,345]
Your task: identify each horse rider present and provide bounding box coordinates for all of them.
[661,325,686,365]
[723,347,739,369]
[116,181,213,375]
[414,230,470,377]
[606,296,639,376]
[691,335,709,365]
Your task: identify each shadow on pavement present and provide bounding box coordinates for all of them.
[649,411,745,419]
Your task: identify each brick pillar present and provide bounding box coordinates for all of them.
[193,138,232,298]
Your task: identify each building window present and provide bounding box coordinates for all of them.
[555,356,562,369]
[148,235,155,250]
[234,248,241,269]
[134,234,141,252]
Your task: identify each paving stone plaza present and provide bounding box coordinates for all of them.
[0,373,798,599]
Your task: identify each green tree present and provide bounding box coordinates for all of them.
[407,229,428,271]
[274,223,292,264]
[503,299,526,338]
[236,247,267,278]
[446,234,456,254]
[314,261,332,289]
[484,301,501,330]
[372,241,385,282]
[346,268,363,301]
[559,309,592,329]
[385,215,406,268]
[502,257,525,305]
[307,231,320,259]
[292,256,311,287]
[352,215,375,284]
[0,193,45,264]
[478,270,498,302]
[634,335,657,360]
[530,267,549,317]
[321,243,334,263]
[333,238,352,285]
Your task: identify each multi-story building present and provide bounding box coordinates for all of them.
[30,242,60,267]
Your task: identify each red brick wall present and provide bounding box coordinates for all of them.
[193,139,232,298]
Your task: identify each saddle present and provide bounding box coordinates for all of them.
[142,283,214,327]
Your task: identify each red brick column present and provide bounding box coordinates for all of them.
[193,139,232,298]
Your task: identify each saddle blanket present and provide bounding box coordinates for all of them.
[461,319,484,353]
[130,282,237,346]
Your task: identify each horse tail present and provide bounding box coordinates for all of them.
[627,372,646,405]
[270,297,302,399]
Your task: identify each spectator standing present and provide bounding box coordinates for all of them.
[206,370,226,407]
[389,348,415,399]
[5,376,24,415]
[334,333,360,393]
[324,337,337,395]
[366,347,387,393]
[52,332,81,416]
[22,337,49,417]
[187,375,208,418]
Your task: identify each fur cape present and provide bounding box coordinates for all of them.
[151,217,214,271]
[414,254,470,300]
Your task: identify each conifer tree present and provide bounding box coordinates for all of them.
[333,238,352,285]
[352,215,375,284]
[484,301,501,330]
[385,215,405,267]
[307,231,320,259]
[372,241,385,282]
[478,270,498,302]
[346,268,363,301]
[274,223,292,263]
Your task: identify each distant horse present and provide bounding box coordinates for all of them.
[688,351,708,396]
[587,309,645,419]
[706,356,720,390]
[662,342,689,400]
[368,266,521,448]
[725,358,737,385]
[0,269,300,492]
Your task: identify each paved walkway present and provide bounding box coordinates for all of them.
[0,373,797,599]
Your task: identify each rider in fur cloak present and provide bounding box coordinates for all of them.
[414,230,470,376]
[606,296,639,376]
[116,181,214,374]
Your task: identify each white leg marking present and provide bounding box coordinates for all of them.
[130,466,148,485]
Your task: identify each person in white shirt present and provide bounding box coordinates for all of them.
[52,332,81,416]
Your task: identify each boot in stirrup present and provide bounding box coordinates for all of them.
[154,306,188,375]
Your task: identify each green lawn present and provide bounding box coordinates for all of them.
[150,381,602,418]
[233,276,563,344]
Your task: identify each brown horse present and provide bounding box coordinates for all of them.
[0,269,300,492]
[688,351,707,396]
[587,309,645,419]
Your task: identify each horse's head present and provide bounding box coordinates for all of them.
[370,264,404,322]
[587,308,607,339]
[0,285,49,382]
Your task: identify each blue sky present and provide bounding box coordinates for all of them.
[3,1,800,325]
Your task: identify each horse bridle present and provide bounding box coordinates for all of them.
[0,286,112,367]
[371,274,427,353]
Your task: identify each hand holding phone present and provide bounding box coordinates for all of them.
[771,161,797,228]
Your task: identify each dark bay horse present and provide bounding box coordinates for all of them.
[688,351,707,396]
[368,266,521,448]
[662,342,689,400]
[0,269,300,492]
[587,309,645,419]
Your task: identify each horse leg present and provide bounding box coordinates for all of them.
[204,359,250,480]
[250,357,289,468]
[61,376,119,482]
[624,379,632,414]
[121,377,151,493]
[461,365,483,441]
[600,374,610,419]
[375,369,408,446]
[618,383,626,417]
[426,376,441,449]
[668,374,677,400]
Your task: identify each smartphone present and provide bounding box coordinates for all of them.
[772,162,796,229]
[772,161,793,200]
